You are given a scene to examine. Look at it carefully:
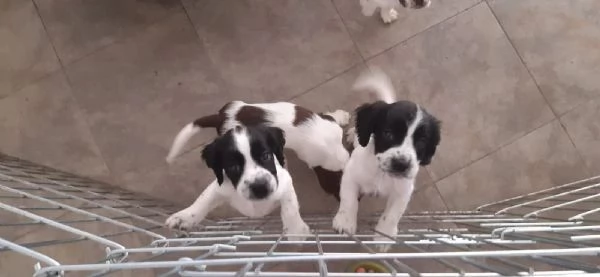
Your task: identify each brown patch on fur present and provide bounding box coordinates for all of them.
[318,113,335,122]
[193,114,225,134]
[313,166,342,201]
[293,106,315,126]
[235,106,269,126]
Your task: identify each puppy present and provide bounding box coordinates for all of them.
[166,125,310,240]
[166,101,351,200]
[332,69,441,251]
[360,0,431,24]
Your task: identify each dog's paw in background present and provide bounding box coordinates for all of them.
[333,211,357,235]
[380,7,398,24]
[165,209,201,231]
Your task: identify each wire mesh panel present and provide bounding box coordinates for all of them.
[0,153,599,276]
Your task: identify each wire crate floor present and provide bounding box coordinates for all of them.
[0,153,599,276]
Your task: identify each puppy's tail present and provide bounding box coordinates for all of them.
[353,67,396,104]
[166,114,223,164]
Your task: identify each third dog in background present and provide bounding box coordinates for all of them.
[360,0,432,24]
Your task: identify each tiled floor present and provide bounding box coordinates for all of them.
[1,0,599,215]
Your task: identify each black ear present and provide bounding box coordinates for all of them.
[355,101,387,147]
[201,140,224,184]
[265,127,286,166]
[415,110,441,166]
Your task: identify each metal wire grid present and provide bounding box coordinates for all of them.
[0,153,599,277]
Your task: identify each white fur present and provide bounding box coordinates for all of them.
[166,101,350,172]
[166,129,310,241]
[359,0,399,24]
[333,69,420,252]
[166,123,198,163]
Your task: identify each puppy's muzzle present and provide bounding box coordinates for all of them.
[248,179,272,200]
[389,157,411,175]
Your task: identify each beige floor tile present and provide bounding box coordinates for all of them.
[182,0,361,100]
[560,97,600,175]
[333,0,480,58]
[65,12,227,179]
[489,0,600,115]
[0,0,59,97]
[367,3,554,180]
[0,72,108,179]
[34,0,180,65]
[436,120,589,210]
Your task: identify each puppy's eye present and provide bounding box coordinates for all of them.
[261,152,272,162]
[382,130,394,140]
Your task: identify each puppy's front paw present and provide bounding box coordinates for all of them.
[332,211,357,235]
[285,221,311,241]
[380,8,398,24]
[165,209,201,231]
[374,225,397,252]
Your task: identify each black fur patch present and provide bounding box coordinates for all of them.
[355,100,440,165]
[201,126,286,186]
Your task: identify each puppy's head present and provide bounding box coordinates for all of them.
[202,125,286,201]
[355,100,440,178]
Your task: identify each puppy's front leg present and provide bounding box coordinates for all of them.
[374,183,414,252]
[332,175,360,235]
[280,184,310,241]
[165,180,225,231]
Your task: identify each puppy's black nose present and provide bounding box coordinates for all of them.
[249,180,270,199]
[390,157,410,173]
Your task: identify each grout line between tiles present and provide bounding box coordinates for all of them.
[485,0,592,178]
[51,3,184,70]
[364,0,484,62]
[32,0,114,182]
[433,182,451,211]
[286,62,365,102]
[330,0,368,63]
[433,116,557,183]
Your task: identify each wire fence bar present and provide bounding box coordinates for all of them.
[0,153,599,276]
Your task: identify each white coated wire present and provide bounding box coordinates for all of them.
[0,153,599,277]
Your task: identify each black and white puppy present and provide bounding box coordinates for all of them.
[333,69,440,251]
[359,0,431,24]
[166,101,351,200]
[166,125,310,240]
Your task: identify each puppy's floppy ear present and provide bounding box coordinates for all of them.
[202,140,224,185]
[414,109,441,166]
[265,127,286,166]
[355,101,387,147]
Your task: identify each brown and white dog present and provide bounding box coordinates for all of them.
[166,101,351,200]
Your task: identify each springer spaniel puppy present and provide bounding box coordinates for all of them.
[166,125,310,240]
[166,101,351,200]
[360,0,431,24]
[333,69,441,251]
